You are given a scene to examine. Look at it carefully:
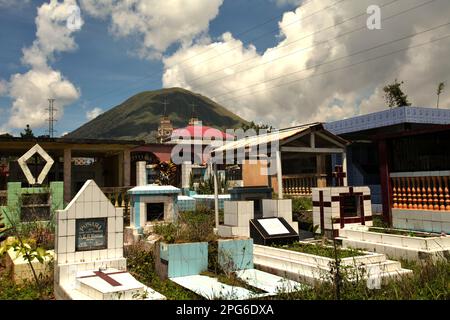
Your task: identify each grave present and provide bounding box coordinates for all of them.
[4,245,54,284]
[1,144,63,228]
[249,217,299,246]
[127,185,180,239]
[253,243,412,285]
[337,225,450,262]
[229,186,273,218]
[217,201,254,238]
[312,186,373,237]
[53,179,165,300]
[262,199,298,231]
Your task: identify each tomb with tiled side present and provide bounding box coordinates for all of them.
[53,180,165,300]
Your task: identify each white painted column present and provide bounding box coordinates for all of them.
[213,162,219,230]
[136,161,147,186]
[276,150,283,199]
[342,151,348,186]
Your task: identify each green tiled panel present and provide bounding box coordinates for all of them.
[218,239,254,271]
[162,242,208,278]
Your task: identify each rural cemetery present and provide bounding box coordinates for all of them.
[1,105,449,301]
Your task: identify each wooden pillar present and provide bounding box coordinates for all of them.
[316,154,327,187]
[342,151,348,186]
[276,151,283,199]
[123,149,131,187]
[63,148,71,205]
[378,140,392,225]
[118,152,124,187]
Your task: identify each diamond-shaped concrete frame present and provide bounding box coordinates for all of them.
[17,144,54,185]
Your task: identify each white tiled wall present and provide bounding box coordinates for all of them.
[55,180,126,287]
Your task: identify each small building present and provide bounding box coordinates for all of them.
[213,123,349,197]
[0,137,144,205]
[326,106,450,233]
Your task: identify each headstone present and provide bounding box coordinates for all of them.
[249,217,299,246]
[54,180,165,300]
[312,186,373,238]
[262,199,298,231]
[217,201,254,238]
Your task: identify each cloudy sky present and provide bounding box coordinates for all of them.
[0,0,449,136]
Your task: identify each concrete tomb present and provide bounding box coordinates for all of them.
[127,184,180,238]
[312,186,373,237]
[53,180,165,300]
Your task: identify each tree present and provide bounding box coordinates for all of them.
[241,121,273,134]
[383,79,411,108]
[437,82,445,108]
[20,124,35,138]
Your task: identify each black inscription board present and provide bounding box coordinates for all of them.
[76,218,107,251]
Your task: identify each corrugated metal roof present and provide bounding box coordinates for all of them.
[213,123,320,153]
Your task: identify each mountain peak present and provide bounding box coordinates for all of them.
[66,88,248,142]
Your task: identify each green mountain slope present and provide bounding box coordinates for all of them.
[66,88,249,142]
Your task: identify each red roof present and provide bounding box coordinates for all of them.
[172,125,234,140]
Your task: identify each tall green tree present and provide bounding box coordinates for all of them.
[383,79,411,108]
[20,124,35,138]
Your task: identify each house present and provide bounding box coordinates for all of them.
[325,106,450,233]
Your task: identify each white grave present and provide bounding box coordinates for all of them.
[54,180,165,300]
[262,199,298,231]
[312,186,373,237]
[217,201,254,238]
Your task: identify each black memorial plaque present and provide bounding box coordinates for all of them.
[250,217,299,246]
[76,218,107,251]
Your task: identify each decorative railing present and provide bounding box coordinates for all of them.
[282,174,318,196]
[390,172,450,211]
[101,187,132,222]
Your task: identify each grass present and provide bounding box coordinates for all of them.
[272,242,364,259]
[271,259,450,300]
[0,260,54,300]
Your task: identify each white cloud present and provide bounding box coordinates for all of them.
[162,0,450,127]
[86,107,103,120]
[80,0,223,59]
[2,0,83,130]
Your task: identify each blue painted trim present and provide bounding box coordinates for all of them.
[325,106,450,135]
[134,195,140,228]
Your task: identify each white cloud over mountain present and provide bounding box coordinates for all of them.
[162,0,450,128]
[86,107,103,120]
[2,0,82,130]
[80,0,223,59]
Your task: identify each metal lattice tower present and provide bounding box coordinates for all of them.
[46,99,57,138]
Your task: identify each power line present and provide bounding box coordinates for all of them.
[213,19,450,100]
[83,0,345,106]
[214,25,450,105]
[82,0,322,105]
[189,0,420,89]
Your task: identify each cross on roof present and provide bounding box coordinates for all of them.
[332,165,346,187]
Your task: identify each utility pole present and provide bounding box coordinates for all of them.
[47,99,57,138]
